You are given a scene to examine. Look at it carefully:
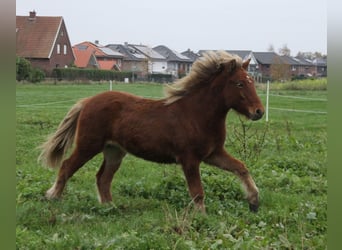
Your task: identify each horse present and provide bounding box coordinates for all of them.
[38,50,264,213]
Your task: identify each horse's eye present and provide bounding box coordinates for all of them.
[236,82,244,88]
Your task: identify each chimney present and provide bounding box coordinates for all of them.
[95,40,99,45]
[29,10,36,20]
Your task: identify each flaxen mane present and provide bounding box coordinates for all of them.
[164,50,243,104]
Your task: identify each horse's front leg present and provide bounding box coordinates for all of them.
[179,156,206,213]
[205,149,259,212]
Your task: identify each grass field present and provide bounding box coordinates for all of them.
[16,81,327,249]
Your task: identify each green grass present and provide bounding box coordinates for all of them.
[16,82,327,249]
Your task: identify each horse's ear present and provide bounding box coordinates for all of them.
[220,59,237,72]
[242,58,251,70]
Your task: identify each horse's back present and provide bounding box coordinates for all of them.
[76,91,178,162]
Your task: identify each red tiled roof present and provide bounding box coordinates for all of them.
[16,15,63,58]
[73,41,123,70]
[72,47,96,68]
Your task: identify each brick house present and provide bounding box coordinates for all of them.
[312,58,327,77]
[16,11,75,76]
[293,57,316,77]
[252,52,289,82]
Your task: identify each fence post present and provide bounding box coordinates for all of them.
[109,80,112,91]
[266,80,270,122]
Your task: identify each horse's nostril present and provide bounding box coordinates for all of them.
[250,108,264,121]
[256,109,263,115]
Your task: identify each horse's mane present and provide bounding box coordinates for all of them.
[164,50,243,105]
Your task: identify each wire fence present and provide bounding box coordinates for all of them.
[17,82,327,117]
[263,80,327,121]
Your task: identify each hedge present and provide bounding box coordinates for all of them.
[53,68,173,83]
[148,73,173,83]
[53,68,135,81]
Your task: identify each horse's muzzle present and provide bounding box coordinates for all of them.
[250,108,264,121]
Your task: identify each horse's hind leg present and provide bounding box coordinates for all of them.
[96,144,126,203]
[46,149,99,200]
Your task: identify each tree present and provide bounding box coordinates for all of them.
[267,44,275,52]
[270,56,290,81]
[296,51,327,60]
[278,44,291,56]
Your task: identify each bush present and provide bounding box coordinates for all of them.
[16,57,32,81]
[16,56,45,83]
[29,68,45,83]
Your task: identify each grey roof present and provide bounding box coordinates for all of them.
[99,47,124,58]
[293,57,313,66]
[225,50,253,61]
[130,45,165,60]
[153,45,192,62]
[181,49,200,62]
[280,55,301,65]
[312,57,327,66]
[198,50,252,61]
[253,52,282,65]
[106,44,147,61]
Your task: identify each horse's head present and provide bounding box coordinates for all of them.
[219,58,264,121]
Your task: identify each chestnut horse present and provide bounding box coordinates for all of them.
[39,51,264,213]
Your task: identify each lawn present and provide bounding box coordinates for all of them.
[16,82,327,249]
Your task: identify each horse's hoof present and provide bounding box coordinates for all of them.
[249,203,259,213]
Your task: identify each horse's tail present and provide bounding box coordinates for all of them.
[38,99,86,168]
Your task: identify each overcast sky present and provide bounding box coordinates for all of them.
[16,0,327,56]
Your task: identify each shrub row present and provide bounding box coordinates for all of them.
[52,68,174,83]
[53,68,135,82]
[147,73,173,83]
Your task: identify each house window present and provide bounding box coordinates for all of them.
[63,45,67,55]
[57,44,61,54]
[60,31,64,36]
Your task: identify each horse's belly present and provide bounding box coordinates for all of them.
[128,148,176,164]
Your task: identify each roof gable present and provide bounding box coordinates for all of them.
[16,15,63,58]
[72,47,97,68]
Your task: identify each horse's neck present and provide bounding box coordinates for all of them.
[180,87,229,121]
